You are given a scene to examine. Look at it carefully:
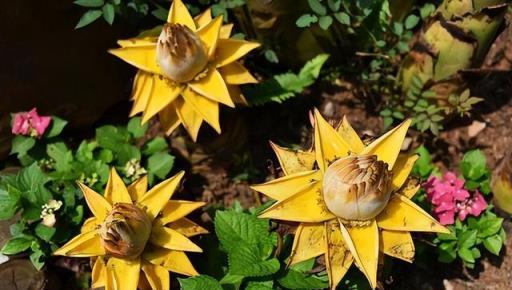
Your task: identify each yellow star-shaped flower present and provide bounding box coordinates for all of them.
[252,109,449,289]
[54,168,207,290]
[109,0,260,141]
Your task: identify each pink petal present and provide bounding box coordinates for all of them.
[438,211,455,225]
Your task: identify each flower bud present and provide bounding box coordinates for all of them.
[156,23,208,82]
[322,155,392,221]
[99,203,151,260]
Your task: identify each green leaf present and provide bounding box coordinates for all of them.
[318,15,333,30]
[334,12,350,25]
[298,54,330,82]
[404,14,420,29]
[10,136,35,157]
[16,163,52,206]
[246,281,274,290]
[102,3,115,25]
[296,14,318,27]
[152,6,168,22]
[483,235,502,255]
[228,247,280,276]
[127,117,148,138]
[308,0,327,15]
[458,230,477,248]
[264,49,279,63]
[178,275,223,290]
[74,0,104,7]
[393,22,404,35]
[30,249,45,270]
[47,142,73,172]
[327,0,341,12]
[279,260,329,289]
[460,149,487,181]
[420,3,436,19]
[98,149,114,163]
[75,10,103,29]
[458,247,475,263]
[0,188,21,220]
[477,217,503,238]
[96,125,131,151]
[35,224,56,242]
[147,152,174,179]
[45,116,68,138]
[1,236,33,255]
[142,137,168,155]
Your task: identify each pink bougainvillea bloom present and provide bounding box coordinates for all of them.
[11,108,51,138]
[424,171,487,225]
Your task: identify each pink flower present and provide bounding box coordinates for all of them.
[11,108,51,138]
[424,171,487,225]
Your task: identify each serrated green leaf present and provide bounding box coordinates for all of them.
[16,163,52,206]
[2,236,33,255]
[147,152,174,179]
[228,246,280,276]
[0,188,21,220]
[35,224,56,242]
[142,137,168,155]
[179,275,223,290]
[127,117,148,138]
[75,10,103,29]
[47,142,73,172]
[45,116,68,138]
[10,136,35,157]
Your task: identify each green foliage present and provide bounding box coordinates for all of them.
[460,149,491,194]
[245,54,329,105]
[1,116,174,269]
[435,210,505,268]
[180,208,332,290]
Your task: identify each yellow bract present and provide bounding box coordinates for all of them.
[54,168,207,290]
[109,0,260,141]
[252,109,449,289]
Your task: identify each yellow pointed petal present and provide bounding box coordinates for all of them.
[142,77,183,124]
[259,181,335,222]
[158,200,206,225]
[189,68,234,107]
[150,226,203,252]
[251,170,320,201]
[117,37,157,48]
[270,141,316,175]
[227,84,248,105]
[138,171,185,221]
[109,46,161,75]
[339,220,379,289]
[215,39,260,67]
[130,72,153,117]
[392,154,419,190]
[168,218,209,237]
[175,98,204,141]
[399,181,420,199]
[314,109,351,172]
[159,104,181,135]
[325,220,353,290]
[128,175,148,202]
[54,230,105,257]
[380,230,415,263]
[220,24,233,39]
[144,248,199,276]
[108,167,132,204]
[78,182,112,220]
[194,8,212,29]
[362,119,411,170]
[142,262,170,290]
[289,223,326,265]
[196,15,223,58]
[106,257,141,290]
[336,116,365,154]
[92,257,107,288]
[81,217,98,233]
[220,62,258,85]
[181,88,221,133]
[167,0,196,30]
[377,194,450,233]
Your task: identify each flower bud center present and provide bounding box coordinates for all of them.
[99,203,151,260]
[322,155,392,221]
[156,23,208,82]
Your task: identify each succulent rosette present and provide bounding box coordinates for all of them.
[252,109,449,289]
[109,0,260,140]
[54,168,207,290]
